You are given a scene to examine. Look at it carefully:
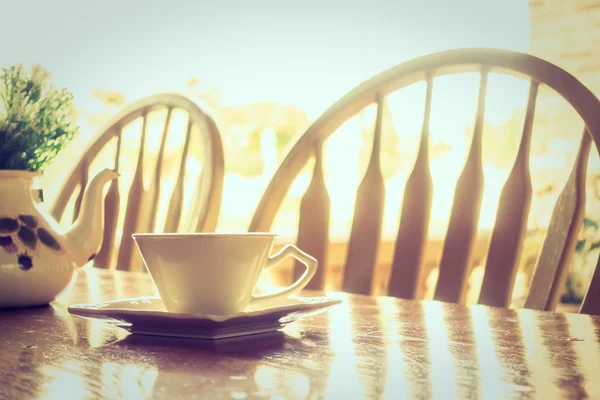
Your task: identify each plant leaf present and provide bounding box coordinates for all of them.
[17,225,37,250]
[18,215,38,228]
[0,217,19,234]
[38,227,62,252]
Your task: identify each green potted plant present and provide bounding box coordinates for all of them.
[562,217,600,304]
[0,64,77,170]
[0,63,118,308]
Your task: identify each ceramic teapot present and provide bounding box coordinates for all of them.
[0,169,118,308]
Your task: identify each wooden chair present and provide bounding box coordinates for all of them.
[249,48,600,315]
[52,93,225,271]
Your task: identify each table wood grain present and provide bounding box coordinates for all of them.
[1,268,599,399]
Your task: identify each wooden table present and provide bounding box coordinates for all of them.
[1,268,599,399]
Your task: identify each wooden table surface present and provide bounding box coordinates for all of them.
[1,268,600,400]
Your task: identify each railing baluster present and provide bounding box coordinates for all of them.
[164,119,192,233]
[294,142,330,289]
[434,70,488,304]
[525,130,591,311]
[388,75,434,299]
[479,81,539,307]
[342,93,386,295]
[116,114,148,271]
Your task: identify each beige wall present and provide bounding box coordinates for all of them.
[529,0,600,95]
[527,0,600,192]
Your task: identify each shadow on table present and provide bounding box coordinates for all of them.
[111,330,294,357]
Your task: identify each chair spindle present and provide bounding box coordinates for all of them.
[95,130,122,269]
[116,113,148,271]
[146,107,173,233]
[434,70,489,304]
[294,142,330,289]
[164,119,192,233]
[72,159,89,223]
[580,255,600,315]
[388,74,434,299]
[478,81,539,307]
[525,130,591,311]
[342,93,386,295]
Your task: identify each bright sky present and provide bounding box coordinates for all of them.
[0,0,530,119]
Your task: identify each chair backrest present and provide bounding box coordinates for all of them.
[52,93,225,272]
[248,48,600,315]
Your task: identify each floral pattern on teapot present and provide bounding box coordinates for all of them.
[0,215,64,271]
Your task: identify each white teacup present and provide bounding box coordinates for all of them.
[132,233,318,315]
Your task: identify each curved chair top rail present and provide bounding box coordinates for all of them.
[51,92,225,232]
[249,47,600,232]
[50,93,225,272]
[248,47,600,315]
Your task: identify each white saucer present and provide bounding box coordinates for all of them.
[68,295,342,339]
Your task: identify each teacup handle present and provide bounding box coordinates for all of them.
[251,244,318,306]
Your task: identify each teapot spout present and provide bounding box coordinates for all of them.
[64,168,119,267]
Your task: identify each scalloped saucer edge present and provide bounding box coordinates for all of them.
[68,295,343,339]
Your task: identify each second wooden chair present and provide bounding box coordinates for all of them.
[249,48,600,315]
[52,93,225,272]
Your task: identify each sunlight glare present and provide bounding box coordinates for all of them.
[40,361,88,400]
[471,306,510,399]
[518,309,559,398]
[324,300,367,399]
[378,297,411,399]
[423,301,458,399]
